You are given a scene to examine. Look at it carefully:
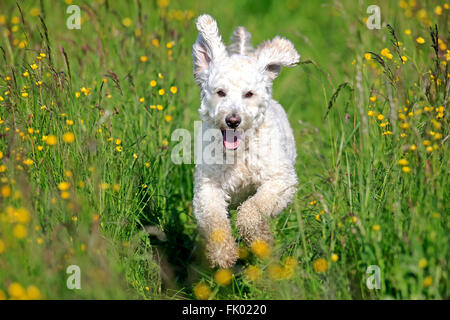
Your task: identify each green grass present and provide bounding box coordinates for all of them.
[0,0,448,300]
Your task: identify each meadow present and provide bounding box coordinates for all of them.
[0,0,448,300]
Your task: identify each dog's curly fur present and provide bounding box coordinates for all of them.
[192,14,299,268]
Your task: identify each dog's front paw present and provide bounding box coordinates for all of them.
[236,202,273,245]
[206,229,238,268]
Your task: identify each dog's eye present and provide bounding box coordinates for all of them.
[244,91,253,98]
[217,90,226,97]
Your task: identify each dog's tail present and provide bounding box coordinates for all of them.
[227,26,254,56]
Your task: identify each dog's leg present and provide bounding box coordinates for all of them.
[193,182,238,268]
[236,174,297,245]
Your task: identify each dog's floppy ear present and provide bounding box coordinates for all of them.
[255,36,300,80]
[228,26,254,56]
[192,14,228,86]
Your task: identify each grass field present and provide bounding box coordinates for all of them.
[0,0,448,300]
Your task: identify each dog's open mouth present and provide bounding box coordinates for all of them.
[221,129,242,150]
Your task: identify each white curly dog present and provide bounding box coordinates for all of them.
[192,14,299,268]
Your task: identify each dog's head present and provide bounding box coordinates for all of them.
[193,14,300,150]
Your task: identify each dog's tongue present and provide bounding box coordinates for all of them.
[222,130,241,150]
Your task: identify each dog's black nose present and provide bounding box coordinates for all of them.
[225,114,241,129]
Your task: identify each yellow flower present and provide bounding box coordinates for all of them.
[21,92,29,98]
[66,120,74,125]
[164,115,173,122]
[152,38,160,47]
[435,5,443,15]
[369,96,377,102]
[313,258,329,273]
[266,263,282,280]
[410,144,417,151]
[214,269,232,286]
[23,71,29,77]
[62,132,75,143]
[210,229,227,243]
[193,283,211,300]
[423,140,431,146]
[402,166,411,173]
[140,56,148,62]
[416,37,425,44]
[122,17,132,27]
[404,29,411,35]
[99,183,110,190]
[397,159,408,166]
[400,122,410,129]
[157,0,170,7]
[418,258,428,269]
[23,158,33,166]
[282,257,298,274]
[1,185,11,197]
[16,207,30,224]
[8,283,26,299]
[372,224,381,231]
[423,276,433,287]
[170,86,178,94]
[46,135,57,146]
[26,286,42,300]
[60,191,70,199]
[250,239,270,259]
[113,184,120,192]
[58,182,70,191]
[156,104,164,111]
[245,265,262,281]
[364,53,371,60]
[0,239,5,254]
[381,48,393,60]
[377,114,384,121]
[30,63,38,70]
[331,254,339,262]
[368,110,375,117]
[238,246,249,259]
[116,146,123,152]
[158,89,165,95]
[13,224,27,239]
[150,80,157,87]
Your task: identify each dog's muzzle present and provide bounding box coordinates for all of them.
[222,113,242,150]
[221,129,242,150]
